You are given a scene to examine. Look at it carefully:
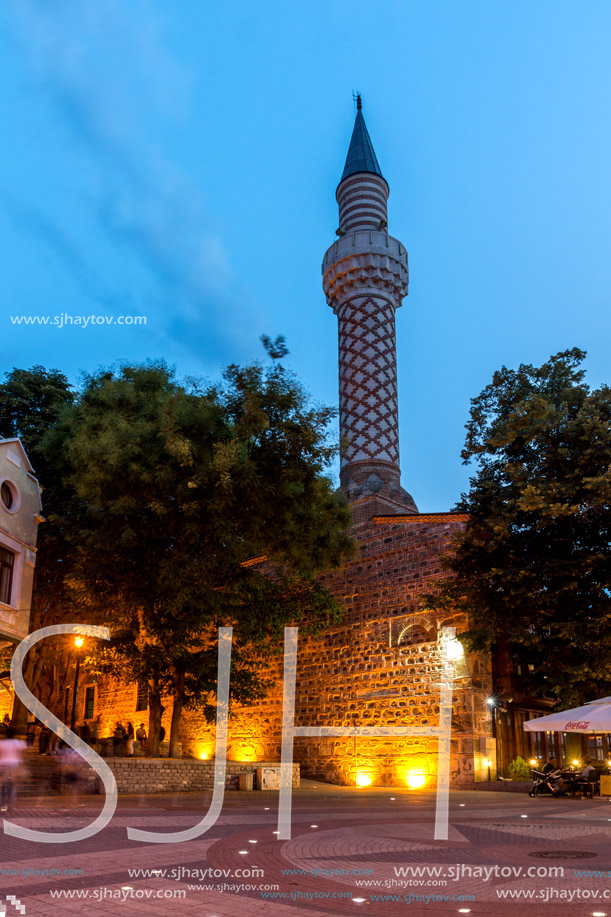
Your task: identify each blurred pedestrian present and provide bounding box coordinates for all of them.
[112,722,126,756]
[125,722,134,757]
[79,721,91,746]
[136,723,147,755]
[59,745,85,805]
[0,727,26,813]
[49,730,61,755]
[39,724,51,755]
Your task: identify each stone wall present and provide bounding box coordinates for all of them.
[288,514,493,788]
[178,513,493,788]
[106,759,299,794]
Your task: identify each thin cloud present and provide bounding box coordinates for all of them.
[6,0,257,363]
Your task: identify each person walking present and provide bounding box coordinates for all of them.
[112,722,126,757]
[136,723,147,755]
[125,722,135,757]
[0,727,26,813]
[79,721,91,746]
[59,745,85,807]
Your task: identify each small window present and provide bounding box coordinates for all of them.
[84,686,96,720]
[589,735,605,760]
[0,481,19,514]
[136,681,149,712]
[0,547,14,605]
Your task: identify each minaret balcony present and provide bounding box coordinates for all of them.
[322,231,409,313]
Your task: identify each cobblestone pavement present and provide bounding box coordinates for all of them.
[1,783,611,915]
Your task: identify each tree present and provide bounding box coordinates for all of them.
[52,342,353,755]
[0,367,76,731]
[432,348,611,705]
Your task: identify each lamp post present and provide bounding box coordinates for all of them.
[70,636,84,733]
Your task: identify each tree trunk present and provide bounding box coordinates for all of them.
[147,683,164,757]
[10,645,45,736]
[169,670,184,758]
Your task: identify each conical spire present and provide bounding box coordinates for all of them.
[340,95,385,184]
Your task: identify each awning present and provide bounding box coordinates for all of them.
[524,697,611,734]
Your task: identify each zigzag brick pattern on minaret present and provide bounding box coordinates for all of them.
[323,98,417,514]
[337,294,399,468]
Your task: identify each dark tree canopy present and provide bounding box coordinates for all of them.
[43,349,353,753]
[432,348,611,705]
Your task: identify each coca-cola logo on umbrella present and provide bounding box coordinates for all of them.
[564,720,590,729]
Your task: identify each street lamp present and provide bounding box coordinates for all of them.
[70,636,84,732]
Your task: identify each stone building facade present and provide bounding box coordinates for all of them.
[0,438,43,646]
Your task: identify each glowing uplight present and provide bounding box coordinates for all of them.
[445,638,464,660]
[356,773,372,788]
[74,636,84,648]
[529,759,537,766]
[199,751,208,760]
[405,771,426,790]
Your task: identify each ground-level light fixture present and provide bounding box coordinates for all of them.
[74,636,84,648]
[405,771,426,790]
[199,751,208,760]
[356,773,372,787]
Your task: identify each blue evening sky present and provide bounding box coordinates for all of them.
[1,0,610,510]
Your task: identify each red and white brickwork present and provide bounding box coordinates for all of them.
[323,186,416,515]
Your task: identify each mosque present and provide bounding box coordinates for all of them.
[2,99,554,785]
[182,97,500,786]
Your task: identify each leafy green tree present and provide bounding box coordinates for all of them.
[432,349,611,705]
[52,342,353,755]
[0,367,75,731]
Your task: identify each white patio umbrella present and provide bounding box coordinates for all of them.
[524,697,611,734]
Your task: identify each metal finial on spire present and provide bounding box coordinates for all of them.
[352,90,362,112]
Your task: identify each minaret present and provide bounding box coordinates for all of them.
[322,96,417,519]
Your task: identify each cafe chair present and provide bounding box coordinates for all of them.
[574,771,599,799]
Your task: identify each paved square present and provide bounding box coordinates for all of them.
[1,783,611,915]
